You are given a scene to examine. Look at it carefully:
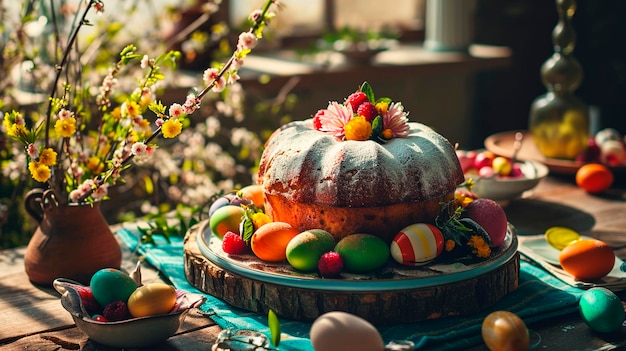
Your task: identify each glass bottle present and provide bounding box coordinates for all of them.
[528,0,589,160]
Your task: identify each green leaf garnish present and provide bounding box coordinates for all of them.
[268,309,281,347]
[360,81,375,103]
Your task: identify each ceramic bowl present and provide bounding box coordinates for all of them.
[466,160,549,202]
[53,278,206,348]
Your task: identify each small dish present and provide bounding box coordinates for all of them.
[467,160,549,202]
[53,278,206,348]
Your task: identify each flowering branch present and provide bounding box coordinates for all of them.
[75,0,278,203]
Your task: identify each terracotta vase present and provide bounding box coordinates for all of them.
[23,189,122,286]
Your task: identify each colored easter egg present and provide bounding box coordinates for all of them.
[310,311,384,351]
[595,128,622,146]
[481,311,529,351]
[390,223,444,266]
[90,268,138,307]
[576,163,614,193]
[250,222,300,262]
[127,283,177,318]
[464,198,508,247]
[208,193,236,217]
[600,140,626,167]
[579,287,625,333]
[209,205,245,239]
[286,229,336,271]
[238,184,264,209]
[559,239,615,280]
[335,234,389,273]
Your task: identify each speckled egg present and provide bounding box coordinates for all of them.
[579,287,625,333]
[335,234,389,273]
[390,223,444,266]
[559,239,615,280]
[286,229,336,271]
[127,283,177,318]
[310,311,384,351]
[209,205,245,239]
[90,268,138,307]
[481,311,529,351]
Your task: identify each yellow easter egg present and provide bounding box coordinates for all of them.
[127,283,177,318]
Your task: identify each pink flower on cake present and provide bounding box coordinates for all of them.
[317,102,353,139]
[383,102,410,138]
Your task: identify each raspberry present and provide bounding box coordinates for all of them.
[222,231,248,254]
[318,251,344,277]
[74,285,102,313]
[103,300,130,321]
[346,91,368,113]
[356,102,379,122]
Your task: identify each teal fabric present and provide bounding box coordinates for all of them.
[116,228,583,351]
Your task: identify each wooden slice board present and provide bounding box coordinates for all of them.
[184,221,520,325]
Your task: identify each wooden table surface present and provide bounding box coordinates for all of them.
[1,174,625,351]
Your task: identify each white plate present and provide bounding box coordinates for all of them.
[518,235,626,290]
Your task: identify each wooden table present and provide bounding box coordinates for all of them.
[1,174,625,350]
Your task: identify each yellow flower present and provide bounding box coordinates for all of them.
[344,115,372,141]
[375,101,389,115]
[381,128,394,140]
[39,148,57,167]
[28,161,51,183]
[445,239,455,252]
[251,212,272,230]
[162,119,183,138]
[123,101,141,117]
[3,118,26,138]
[87,156,105,175]
[110,107,122,121]
[467,235,491,258]
[54,117,77,138]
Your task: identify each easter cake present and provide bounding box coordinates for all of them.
[184,82,520,324]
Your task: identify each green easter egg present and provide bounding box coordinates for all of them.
[90,268,138,307]
[579,287,625,333]
[286,229,336,271]
[209,205,245,239]
[335,234,389,273]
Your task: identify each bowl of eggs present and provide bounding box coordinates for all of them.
[457,150,549,202]
[53,267,206,348]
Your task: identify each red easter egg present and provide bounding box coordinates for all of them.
[390,223,444,266]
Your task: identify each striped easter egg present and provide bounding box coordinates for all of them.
[390,223,444,266]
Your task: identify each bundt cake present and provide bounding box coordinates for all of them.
[257,83,464,243]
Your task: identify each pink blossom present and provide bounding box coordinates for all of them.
[156,118,165,127]
[56,108,73,120]
[212,76,227,92]
[237,32,258,51]
[27,144,39,159]
[69,189,83,203]
[227,70,240,84]
[183,94,200,114]
[92,183,108,200]
[140,55,150,69]
[169,103,185,118]
[383,102,410,138]
[131,142,147,156]
[231,57,244,70]
[249,10,263,23]
[203,68,220,86]
[317,102,353,138]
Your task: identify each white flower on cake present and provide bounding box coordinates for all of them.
[312,82,410,142]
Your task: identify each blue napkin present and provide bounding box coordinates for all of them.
[116,228,583,351]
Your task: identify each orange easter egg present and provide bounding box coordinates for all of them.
[559,239,615,280]
[239,184,264,209]
[250,221,299,262]
[575,163,614,193]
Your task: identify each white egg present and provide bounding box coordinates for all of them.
[310,311,384,351]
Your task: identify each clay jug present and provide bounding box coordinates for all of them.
[23,189,122,286]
